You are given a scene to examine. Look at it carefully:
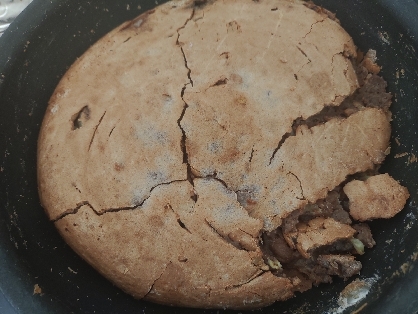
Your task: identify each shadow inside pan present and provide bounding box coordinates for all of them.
[0,0,417,313]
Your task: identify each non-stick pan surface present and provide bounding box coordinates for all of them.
[1,0,418,313]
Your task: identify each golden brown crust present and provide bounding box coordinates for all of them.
[38,0,406,309]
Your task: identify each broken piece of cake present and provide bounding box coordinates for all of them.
[344,173,410,221]
[37,0,409,309]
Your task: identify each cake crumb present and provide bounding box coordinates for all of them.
[344,174,409,221]
[394,152,408,158]
[408,153,417,164]
[361,49,381,74]
[68,267,78,274]
[378,31,390,45]
[33,284,42,295]
[329,277,377,314]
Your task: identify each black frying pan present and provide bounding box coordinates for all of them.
[1,0,418,313]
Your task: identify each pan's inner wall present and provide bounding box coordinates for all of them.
[0,0,417,313]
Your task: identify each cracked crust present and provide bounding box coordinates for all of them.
[234,107,390,231]
[38,0,408,310]
[181,0,358,184]
[55,180,289,309]
[38,4,192,219]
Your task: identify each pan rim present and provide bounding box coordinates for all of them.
[1,0,418,313]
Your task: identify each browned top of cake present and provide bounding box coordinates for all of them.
[37,0,408,309]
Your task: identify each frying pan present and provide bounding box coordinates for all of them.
[1,0,418,313]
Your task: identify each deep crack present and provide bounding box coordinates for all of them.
[53,179,188,221]
[268,63,386,165]
[176,8,195,87]
[176,8,197,190]
[180,47,194,87]
[95,204,142,215]
[269,118,301,165]
[177,98,195,188]
[52,201,95,222]
[149,179,188,194]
